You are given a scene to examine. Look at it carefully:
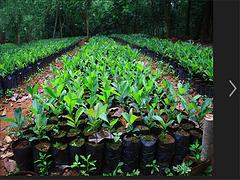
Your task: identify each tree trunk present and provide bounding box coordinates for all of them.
[59,13,63,38]
[199,0,213,42]
[0,32,6,44]
[185,0,191,36]
[164,0,171,38]
[201,114,213,162]
[53,2,59,38]
[86,14,89,38]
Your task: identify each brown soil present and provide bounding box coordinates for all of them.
[35,142,50,152]
[159,133,175,144]
[175,129,190,137]
[70,138,85,147]
[67,129,80,138]
[62,169,79,176]
[107,141,121,150]
[169,123,180,129]
[190,129,202,138]
[135,125,149,131]
[14,140,29,149]
[181,122,195,131]
[142,135,156,142]
[126,135,139,143]
[53,130,66,139]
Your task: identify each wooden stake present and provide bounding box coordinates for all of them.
[201,114,213,161]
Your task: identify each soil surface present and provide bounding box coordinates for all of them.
[35,142,51,152]
[14,140,29,149]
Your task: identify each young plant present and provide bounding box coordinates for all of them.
[97,78,115,105]
[112,132,122,143]
[130,84,148,111]
[121,108,139,133]
[29,100,49,141]
[189,139,202,162]
[146,160,160,175]
[87,94,98,108]
[102,118,119,132]
[152,114,174,132]
[26,84,39,99]
[34,152,52,176]
[173,161,192,176]
[84,72,99,95]
[0,107,25,139]
[180,95,213,122]
[112,80,130,106]
[102,162,124,176]
[70,154,97,176]
[85,102,108,132]
[165,168,174,176]
[126,169,140,176]
[64,107,85,129]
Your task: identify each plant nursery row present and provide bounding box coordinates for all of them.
[109,34,213,97]
[0,37,80,92]
[1,36,213,176]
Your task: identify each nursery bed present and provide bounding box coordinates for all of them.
[0,37,82,93]
[0,36,212,176]
[110,35,213,98]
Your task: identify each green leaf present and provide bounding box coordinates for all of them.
[0,117,15,123]
[75,107,84,120]
[44,86,57,99]
[85,108,96,118]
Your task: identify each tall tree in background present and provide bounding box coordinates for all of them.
[199,0,213,42]
[0,0,213,43]
[164,0,172,38]
[185,0,191,36]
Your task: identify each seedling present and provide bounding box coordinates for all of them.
[85,102,108,132]
[103,162,124,176]
[173,161,192,176]
[126,169,140,176]
[34,152,52,176]
[121,108,139,133]
[189,140,202,162]
[0,107,25,139]
[70,154,97,176]
[146,159,160,175]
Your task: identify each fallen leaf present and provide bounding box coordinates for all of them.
[9,93,18,102]
[0,144,10,152]
[88,129,113,144]
[0,152,13,159]
[120,117,127,127]
[4,136,12,144]
[0,108,6,117]
[17,95,30,103]
[3,159,16,173]
[109,107,124,118]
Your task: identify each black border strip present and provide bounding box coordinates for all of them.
[214,0,239,178]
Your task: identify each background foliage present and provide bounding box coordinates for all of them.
[0,0,213,44]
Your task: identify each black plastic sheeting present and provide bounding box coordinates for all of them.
[172,131,190,166]
[122,135,141,172]
[12,139,34,171]
[85,142,104,175]
[140,135,157,175]
[103,142,122,173]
